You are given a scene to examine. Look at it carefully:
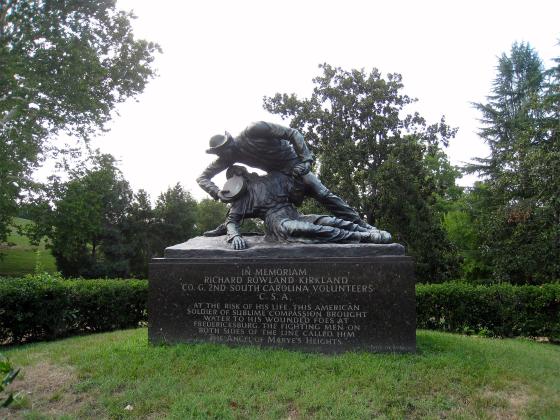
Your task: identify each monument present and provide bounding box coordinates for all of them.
[149,121,416,352]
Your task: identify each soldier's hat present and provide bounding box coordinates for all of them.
[218,165,248,202]
[206,131,234,154]
[219,175,246,203]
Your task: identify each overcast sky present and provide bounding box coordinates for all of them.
[78,0,559,201]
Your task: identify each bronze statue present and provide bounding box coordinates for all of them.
[197,121,392,249]
[219,166,391,250]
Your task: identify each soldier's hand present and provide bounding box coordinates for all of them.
[292,161,311,178]
[209,189,220,201]
[231,235,248,250]
[217,191,233,203]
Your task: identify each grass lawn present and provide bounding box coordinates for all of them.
[3,329,559,419]
[0,218,56,277]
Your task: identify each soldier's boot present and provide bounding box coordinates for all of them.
[203,223,227,237]
[369,229,392,244]
[356,220,378,231]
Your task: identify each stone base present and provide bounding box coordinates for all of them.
[149,236,416,353]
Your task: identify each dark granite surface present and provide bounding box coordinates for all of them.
[150,237,415,353]
[164,235,405,259]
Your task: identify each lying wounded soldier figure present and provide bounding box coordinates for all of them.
[219,165,392,250]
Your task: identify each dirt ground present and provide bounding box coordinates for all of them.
[4,361,93,419]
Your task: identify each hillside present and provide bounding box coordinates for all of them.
[0,218,56,276]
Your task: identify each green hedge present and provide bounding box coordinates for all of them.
[2,275,559,345]
[417,282,560,340]
[0,274,147,344]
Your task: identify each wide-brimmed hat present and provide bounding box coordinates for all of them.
[206,131,234,154]
[219,174,246,203]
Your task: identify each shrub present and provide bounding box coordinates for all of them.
[2,274,558,345]
[0,273,147,344]
[416,282,560,340]
[1,352,20,407]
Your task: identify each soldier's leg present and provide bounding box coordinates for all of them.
[203,208,230,236]
[312,215,369,232]
[301,173,377,230]
[203,223,227,237]
[310,215,392,243]
[280,219,364,243]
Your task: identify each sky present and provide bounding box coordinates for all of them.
[75,0,559,201]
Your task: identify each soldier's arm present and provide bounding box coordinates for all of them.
[225,209,248,249]
[244,121,314,163]
[196,158,230,200]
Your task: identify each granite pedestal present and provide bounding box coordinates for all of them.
[149,236,416,353]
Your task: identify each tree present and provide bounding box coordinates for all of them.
[264,64,461,281]
[195,198,228,236]
[152,184,197,256]
[469,42,560,283]
[471,42,545,183]
[194,198,264,236]
[25,153,134,277]
[124,189,155,278]
[0,0,160,244]
[443,183,493,281]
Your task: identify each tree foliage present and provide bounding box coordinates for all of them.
[126,186,215,276]
[469,42,560,283]
[152,184,198,257]
[195,198,228,236]
[25,154,134,277]
[23,155,205,278]
[471,42,545,180]
[0,0,160,243]
[124,189,155,278]
[443,183,493,281]
[264,64,461,281]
